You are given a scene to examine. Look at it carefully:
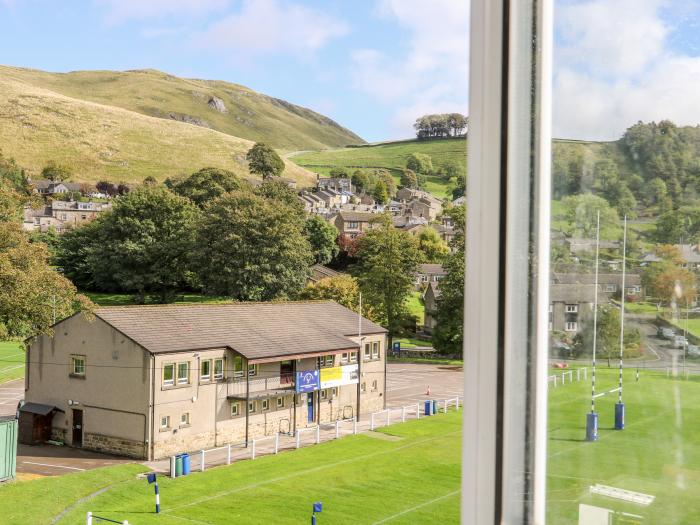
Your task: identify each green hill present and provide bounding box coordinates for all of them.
[0,66,363,152]
[0,71,316,185]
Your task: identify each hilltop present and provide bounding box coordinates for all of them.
[0,70,317,185]
[0,66,363,152]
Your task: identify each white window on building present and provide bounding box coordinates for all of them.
[320,389,328,400]
[277,396,285,408]
[350,351,358,363]
[348,221,359,229]
[340,352,349,364]
[325,355,334,367]
[421,275,429,282]
[361,382,366,393]
[565,322,578,332]
[565,304,578,313]
[261,399,269,411]
[180,413,190,426]
[372,342,380,359]
[177,362,189,385]
[331,387,338,397]
[364,343,371,360]
[232,356,244,378]
[163,363,175,386]
[248,364,258,377]
[605,284,616,292]
[248,401,256,413]
[160,415,170,429]
[201,360,211,381]
[372,380,378,391]
[214,358,224,380]
[231,402,240,417]
[71,355,86,377]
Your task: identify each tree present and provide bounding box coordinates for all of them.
[253,179,306,217]
[374,169,396,196]
[406,153,433,174]
[654,207,700,244]
[116,183,130,195]
[56,187,200,302]
[193,191,312,300]
[169,167,242,208]
[400,169,418,189]
[304,215,339,265]
[352,170,370,192]
[439,160,465,181]
[372,180,389,205]
[329,167,349,178]
[96,181,118,196]
[642,247,697,303]
[561,193,621,238]
[246,142,285,179]
[353,213,421,346]
[433,205,465,355]
[0,223,93,338]
[417,227,449,263]
[41,161,72,181]
[143,176,157,186]
[0,180,26,223]
[297,274,380,323]
[573,305,641,359]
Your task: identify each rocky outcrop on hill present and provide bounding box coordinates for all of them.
[167,112,210,128]
[208,96,227,113]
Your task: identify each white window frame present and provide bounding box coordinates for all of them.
[248,364,258,377]
[231,402,240,417]
[364,343,371,360]
[248,401,256,413]
[163,363,175,387]
[565,322,578,332]
[277,396,285,408]
[350,351,358,363]
[232,356,244,378]
[464,0,551,521]
[71,355,86,376]
[214,358,224,380]
[160,415,170,429]
[565,304,578,313]
[261,399,269,411]
[176,362,189,385]
[340,352,349,364]
[320,389,327,400]
[372,342,380,359]
[180,413,190,426]
[201,359,211,382]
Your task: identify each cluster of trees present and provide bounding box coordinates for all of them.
[642,245,697,303]
[350,168,396,204]
[0,153,92,339]
[569,305,641,359]
[56,168,333,303]
[413,113,468,139]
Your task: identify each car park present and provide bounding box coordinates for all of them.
[674,335,688,348]
[687,345,700,357]
[662,328,676,340]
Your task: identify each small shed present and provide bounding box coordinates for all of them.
[18,402,62,445]
[0,416,17,482]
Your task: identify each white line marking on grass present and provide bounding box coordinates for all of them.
[164,430,461,514]
[23,461,85,471]
[371,490,459,524]
[0,365,24,373]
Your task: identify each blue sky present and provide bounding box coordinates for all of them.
[1,0,699,142]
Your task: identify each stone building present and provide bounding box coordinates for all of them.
[22,200,112,233]
[19,302,387,460]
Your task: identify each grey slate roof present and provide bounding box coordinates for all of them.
[552,272,641,286]
[94,302,386,360]
[550,283,597,303]
[418,263,447,275]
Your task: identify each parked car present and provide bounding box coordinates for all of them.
[662,328,676,340]
[687,345,700,357]
[674,335,688,348]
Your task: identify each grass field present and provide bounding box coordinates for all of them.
[0,340,24,383]
[291,138,466,199]
[42,413,461,525]
[546,368,700,523]
[406,290,425,325]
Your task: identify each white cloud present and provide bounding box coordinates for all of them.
[351,0,469,138]
[97,0,230,24]
[193,0,349,59]
[554,0,700,140]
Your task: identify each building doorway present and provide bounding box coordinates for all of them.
[306,394,314,423]
[72,409,83,447]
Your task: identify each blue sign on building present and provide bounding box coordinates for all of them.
[295,370,320,393]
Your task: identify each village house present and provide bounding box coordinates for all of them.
[331,210,377,239]
[299,191,327,214]
[423,281,441,334]
[642,244,700,271]
[415,263,447,290]
[19,302,387,460]
[551,272,643,299]
[317,176,353,193]
[565,237,620,255]
[308,264,342,284]
[549,283,597,333]
[30,179,83,196]
[22,200,112,233]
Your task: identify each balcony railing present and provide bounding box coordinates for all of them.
[228,373,295,396]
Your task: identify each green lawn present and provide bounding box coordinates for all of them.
[546,368,700,523]
[39,413,462,525]
[0,340,24,383]
[407,290,425,325]
[84,292,233,307]
[291,138,466,199]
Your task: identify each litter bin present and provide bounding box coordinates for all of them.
[432,400,437,415]
[175,454,183,477]
[424,400,432,416]
[182,453,191,475]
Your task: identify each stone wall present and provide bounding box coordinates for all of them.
[50,427,67,443]
[83,432,146,458]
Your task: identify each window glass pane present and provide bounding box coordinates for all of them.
[214,359,224,379]
[201,360,211,379]
[177,362,188,384]
[163,364,174,384]
[548,4,699,522]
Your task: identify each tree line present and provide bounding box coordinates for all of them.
[413,113,468,139]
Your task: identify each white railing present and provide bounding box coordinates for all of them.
[442,397,460,413]
[547,368,588,389]
[295,425,321,449]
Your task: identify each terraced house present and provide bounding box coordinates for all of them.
[19,302,387,460]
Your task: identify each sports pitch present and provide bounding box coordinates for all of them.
[2,368,700,524]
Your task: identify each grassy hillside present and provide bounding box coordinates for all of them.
[291,138,467,199]
[0,66,363,152]
[0,74,316,186]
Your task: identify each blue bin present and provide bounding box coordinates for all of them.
[585,412,598,442]
[182,453,191,475]
[614,402,625,430]
[424,400,432,416]
[432,400,437,415]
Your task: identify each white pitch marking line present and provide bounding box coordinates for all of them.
[371,489,460,524]
[22,461,85,471]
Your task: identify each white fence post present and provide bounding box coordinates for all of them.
[370,413,375,431]
[335,420,340,439]
[443,400,447,413]
[401,406,406,422]
[86,512,93,525]
[456,396,460,410]
[226,444,231,465]
[316,425,321,444]
[561,371,565,385]
[386,409,390,427]
[251,440,256,460]
[274,433,279,454]
[416,402,420,419]
[296,430,301,449]
[170,456,176,478]
[200,450,205,472]
[584,367,587,381]
[353,418,357,434]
